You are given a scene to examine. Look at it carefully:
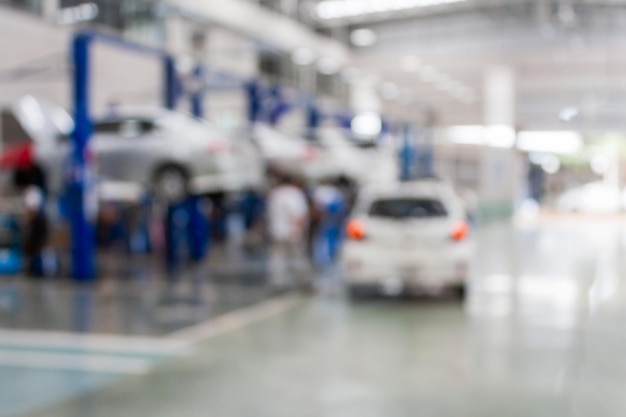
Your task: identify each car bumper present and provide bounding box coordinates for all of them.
[340,242,473,292]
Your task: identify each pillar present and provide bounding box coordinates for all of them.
[480,66,519,219]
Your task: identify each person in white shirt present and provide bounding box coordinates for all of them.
[267,174,309,290]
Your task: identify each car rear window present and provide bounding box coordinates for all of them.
[368,198,448,219]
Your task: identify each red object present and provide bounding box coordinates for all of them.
[0,143,34,170]
[451,221,470,241]
[346,219,367,240]
[208,140,231,154]
[301,144,317,161]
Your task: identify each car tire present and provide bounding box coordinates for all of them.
[453,284,467,300]
[153,165,189,203]
[347,285,373,300]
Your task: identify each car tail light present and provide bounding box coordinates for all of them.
[301,145,316,161]
[346,219,367,240]
[208,140,231,154]
[0,143,34,170]
[451,221,469,241]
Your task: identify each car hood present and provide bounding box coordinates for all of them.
[10,95,74,145]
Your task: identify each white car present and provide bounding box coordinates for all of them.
[341,180,474,298]
[252,123,336,181]
[8,96,264,200]
[556,182,624,214]
[315,127,398,185]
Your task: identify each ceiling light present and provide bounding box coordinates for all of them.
[350,29,377,47]
[291,48,316,66]
[352,112,382,137]
[401,55,421,73]
[316,0,468,20]
[485,125,516,148]
[446,125,514,147]
[446,125,485,145]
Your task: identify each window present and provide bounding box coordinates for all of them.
[94,119,155,137]
[368,198,448,219]
[94,121,122,134]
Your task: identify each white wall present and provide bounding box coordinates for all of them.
[0,8,70,107]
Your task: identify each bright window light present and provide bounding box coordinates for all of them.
[517,131,583,154]
[316,0,467,20]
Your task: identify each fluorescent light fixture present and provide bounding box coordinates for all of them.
[352,112,383,137]
[350,29,378,47]
[291,48,316,66]
[517,131,583,154]
[446,125,514,147]
[446,125,485,145]
[485,125,516,148]
[317,0,467,20]
[57,2,98,24]
[401,55,421,73]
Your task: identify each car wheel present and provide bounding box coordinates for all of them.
[153,165,189,203]
[453,284,467,300]
[347,285,373,300]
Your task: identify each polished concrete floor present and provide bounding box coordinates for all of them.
[0,247,275,336]
[5,218,626,417]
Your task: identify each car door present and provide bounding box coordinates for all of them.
[93,118,165,185]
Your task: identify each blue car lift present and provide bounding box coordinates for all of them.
[69,30,211,281]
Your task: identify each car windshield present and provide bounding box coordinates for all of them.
[368,198,448,219]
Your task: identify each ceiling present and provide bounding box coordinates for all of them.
[312,0,626,131]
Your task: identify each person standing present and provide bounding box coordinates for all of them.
[22,186,49,277]
[267,173,309,291]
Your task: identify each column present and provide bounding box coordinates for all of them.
[41,0,59,21]
[480,66,519,219]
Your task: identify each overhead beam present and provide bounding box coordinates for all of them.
[167,0,352,65]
